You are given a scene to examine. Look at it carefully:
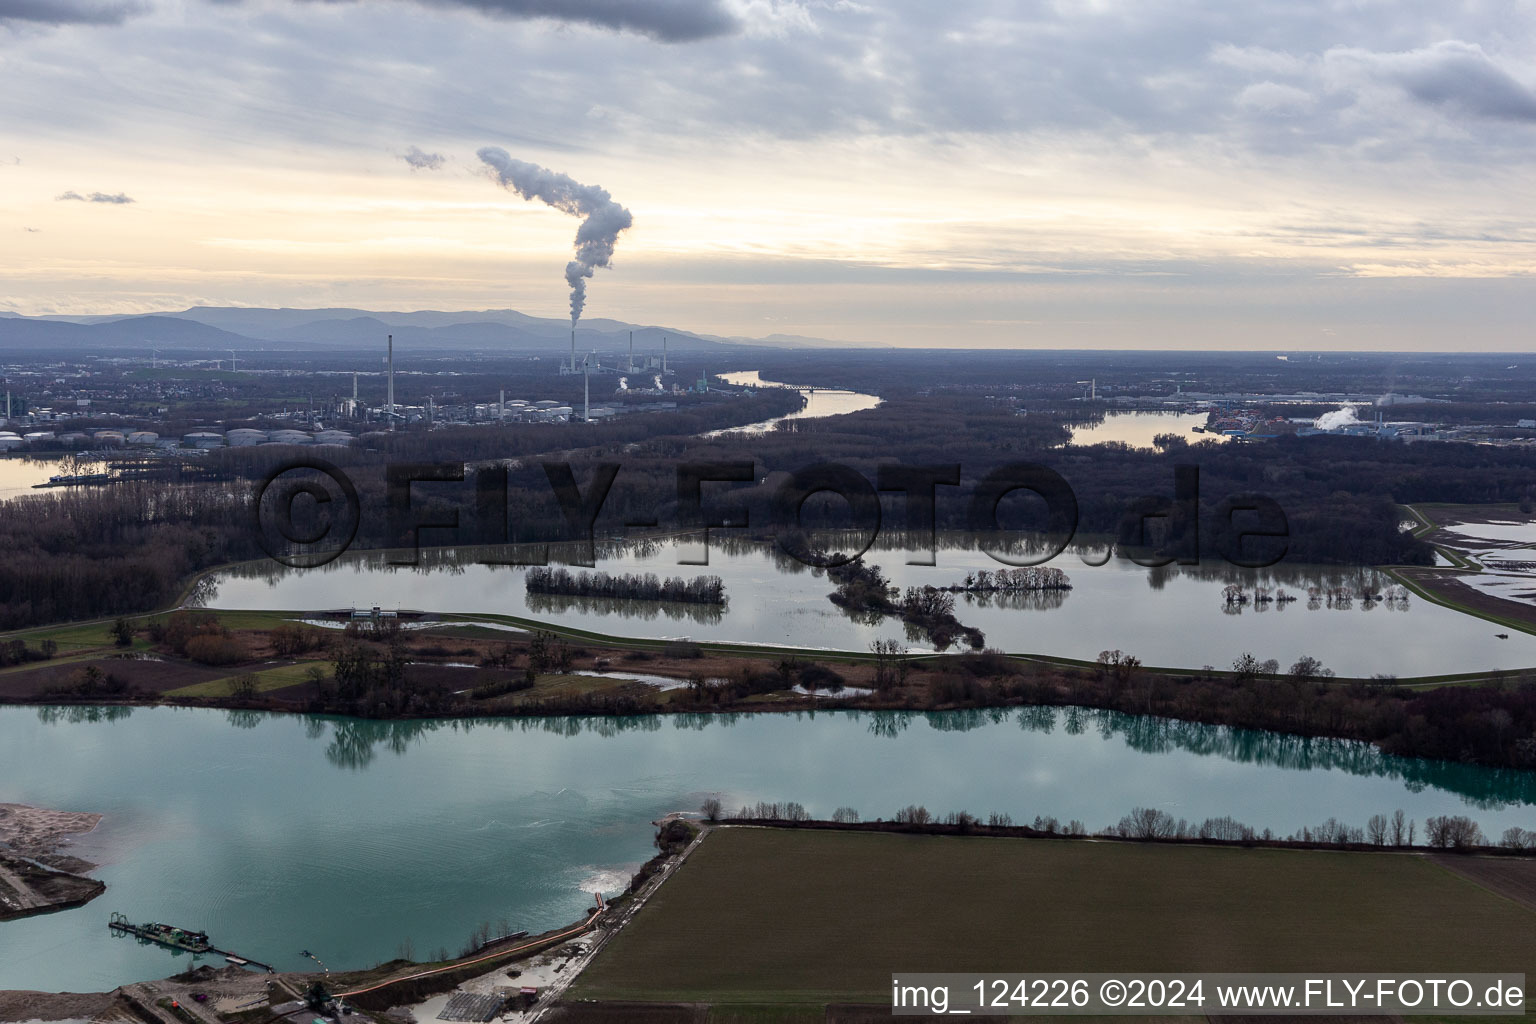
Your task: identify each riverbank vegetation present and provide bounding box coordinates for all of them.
[711,802,1534,854]
[8,611,1536,773]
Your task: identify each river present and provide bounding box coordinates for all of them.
[703,370,881,435]
[0,704,1532,993]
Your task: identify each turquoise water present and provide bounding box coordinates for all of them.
[1,705,1533,993]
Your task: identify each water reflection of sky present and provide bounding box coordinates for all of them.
[207,538,1536,678]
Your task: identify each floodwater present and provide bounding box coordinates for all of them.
[202,539,1536,678]
[0,456,75,500]
[1069,411,1224,448]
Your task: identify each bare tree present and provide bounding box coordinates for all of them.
[1117,806,1176,839]
[1500,826,1532,851]
[869,638,902,691]
[1232,652,1264,681]
[1287,655,1334,686]
[699,797,722,822]
[1366,814,1389,846]
[1425,815,1484,849]
[831,806,860,823]
[1389,808,1408,846]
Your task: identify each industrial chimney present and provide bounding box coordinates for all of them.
[387,334,395,428]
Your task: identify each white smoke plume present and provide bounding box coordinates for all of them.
[477,147,633,325]
[1314,405,1362,431]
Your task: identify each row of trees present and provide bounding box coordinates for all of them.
[910,648,1536,770]
[700,797,1099,836]
[950,567,1072,592]
[524,567,726,605]
[1111,805,1525,851]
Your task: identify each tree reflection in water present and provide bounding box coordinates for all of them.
[34,703,1523,811]
[525,592,725,625]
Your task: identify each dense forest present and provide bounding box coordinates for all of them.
[16,346,1536,632]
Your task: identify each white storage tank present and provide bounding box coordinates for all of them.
[127,431,159,445]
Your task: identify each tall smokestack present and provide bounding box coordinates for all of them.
[387,334,395,428]
[570,328,576,373]
[663,335,668,374]
[628,330,633,372]
[499,388,505,422]
[583,358,590,422]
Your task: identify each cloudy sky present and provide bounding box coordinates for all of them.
[3,0,1536,348]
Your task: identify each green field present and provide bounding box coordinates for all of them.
[163,660,314,697]
[571,827,1536,1006]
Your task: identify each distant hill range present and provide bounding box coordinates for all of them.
[0,307,880,353]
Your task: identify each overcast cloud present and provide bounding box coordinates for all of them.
[2,0,1535,347]
[0,0,143,26]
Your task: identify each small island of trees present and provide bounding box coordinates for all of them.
[943,567,1072,592]
[525,567,727,606]
[826,557,986,650]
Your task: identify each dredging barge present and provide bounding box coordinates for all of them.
[108,913,275,972]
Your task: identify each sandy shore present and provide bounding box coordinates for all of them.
[0,803,102,863]
[0,803,106,924]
